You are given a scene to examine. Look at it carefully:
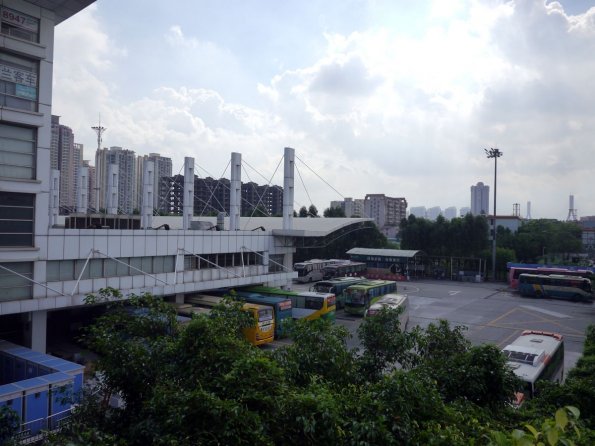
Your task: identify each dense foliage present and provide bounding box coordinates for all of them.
[42,291,594,445]
[496,219,583,264]
[400,214,489,257]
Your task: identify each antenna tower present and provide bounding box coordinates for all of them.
[91,115,106,212]
[513,203,520,217]
[526,201,532,220]
[567,195,578,221]
[91,115,106,152]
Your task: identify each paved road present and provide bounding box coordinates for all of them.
[288,279,595,372]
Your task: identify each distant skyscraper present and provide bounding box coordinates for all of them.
[409,206,426,218]
[50,115,82,213]
[470,182,489,215]
[95,146,137,213]
[443,206,457,220]
[426,206,442,220]
[83,160,95,211]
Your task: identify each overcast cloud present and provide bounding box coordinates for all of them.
[52,0,595,220]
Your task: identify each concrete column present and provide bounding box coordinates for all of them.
[183,157,195,230]
[141,160,155,229]
[49,169,60,226]
[30,310,47,353]
[107,163,119,214]
[283,147,295,230]
[77,166,89,213]
[175,293,184,304]
[230,152,241,231]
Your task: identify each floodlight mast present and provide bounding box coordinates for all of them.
[484,147,502,281]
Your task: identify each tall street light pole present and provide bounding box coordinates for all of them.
[485,147,502,281]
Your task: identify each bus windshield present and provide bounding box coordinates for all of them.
[313,284,334,294]
[305,297,323,310]
[258,308,274,321]
[347,290,366,304]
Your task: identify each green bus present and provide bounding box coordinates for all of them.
[312,276,367,309]
[343,280,398,316]
[244,285,336,321]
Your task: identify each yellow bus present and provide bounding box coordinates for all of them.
[244,286,336,321]
[185,294,275,346]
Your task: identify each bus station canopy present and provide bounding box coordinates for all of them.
[346,248,425,259]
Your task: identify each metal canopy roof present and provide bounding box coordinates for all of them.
[150,216,374,238]
[347,248,424,258]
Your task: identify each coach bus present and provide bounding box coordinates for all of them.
[518,274,593,302]
[184,295,275,346]
[293,259,334,283]
[502,330,564,404]
[244,285,336,321]
[364,293,409,330]
[312,276,367,309]
[321,261,367,280]
[508,265,593,290]
[343,280,398,316]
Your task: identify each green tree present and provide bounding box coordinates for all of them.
[308,204,319,217]
[298,206,308,217]
[323,207,346,218]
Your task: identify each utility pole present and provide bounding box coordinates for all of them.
[484,147,502,281]
[92,116,106,212]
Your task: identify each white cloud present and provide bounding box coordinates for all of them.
[52,0,595,219]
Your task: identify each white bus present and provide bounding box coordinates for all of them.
[502,330,564,404]
[364,293,409,330]
[293,259,334,283]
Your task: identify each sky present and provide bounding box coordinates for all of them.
[52,0,595,220]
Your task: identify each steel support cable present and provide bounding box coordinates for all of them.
[0,264,66,296]
[240,245,293,273]
[195,160,230,217]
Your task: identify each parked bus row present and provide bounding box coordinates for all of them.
[502,330,564,406]
[170,297,276,346]
[293,259,367,283]
[508,264,593,290]
[312,276,368,309]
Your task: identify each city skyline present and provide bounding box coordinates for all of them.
[52,0,595,220]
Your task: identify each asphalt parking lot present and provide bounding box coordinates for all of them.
[286,279,595,372]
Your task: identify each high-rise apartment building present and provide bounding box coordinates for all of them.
[82,160,95,211]
[242,182,283,216]
[364,194,407,237]
[330,197,365,217]
[50,115,82,213]
[136,153,173,213]
[409,206,426,218]
[426,206,442,220]
[95,146,137,213]
[443,206,457,220]
[471,182,489,215]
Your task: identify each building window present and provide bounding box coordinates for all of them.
[0,122,36,179]
[0,261,33,301]
[269,254,284,273]
[1,7,39,42]
[0,51,38,112]
[0,192,34,246]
